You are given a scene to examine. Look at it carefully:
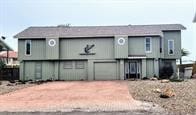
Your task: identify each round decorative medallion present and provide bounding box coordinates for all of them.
[48,39,56,47]
[118,38,125,45]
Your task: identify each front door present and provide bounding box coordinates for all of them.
[125,61,140,79]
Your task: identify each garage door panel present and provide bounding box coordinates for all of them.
[94,62,117,80]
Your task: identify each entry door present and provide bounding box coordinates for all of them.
[35,62,42,79]
[130,62,137,74]
[126,62,140,79]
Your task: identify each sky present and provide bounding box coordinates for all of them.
[0,0,196,63]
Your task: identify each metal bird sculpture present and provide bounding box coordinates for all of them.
[84,44,95,54]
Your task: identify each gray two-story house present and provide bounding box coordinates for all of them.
[14,24,185,81]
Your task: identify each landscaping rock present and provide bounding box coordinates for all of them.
[192,74,196,79]
[160,88,175,98]
[161,79,170,83]
[150,77,158,81]
[142,77,149,80]
[7,83,15,86]
[153,88,161,93]
[9,80,16,83]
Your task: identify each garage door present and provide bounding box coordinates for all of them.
[94,62,117,80]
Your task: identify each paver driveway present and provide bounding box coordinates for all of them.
[0,81,141,112]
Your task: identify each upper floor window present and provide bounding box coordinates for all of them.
[145,37,152,53]
[25,40,31,56]
[168,40,174,55]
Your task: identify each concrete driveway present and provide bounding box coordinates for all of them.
[0,81,158,112]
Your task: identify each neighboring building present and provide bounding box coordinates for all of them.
[0,38,13,51]
[0,38,14,66]
[14,24,186,81]
[0,51,19,66]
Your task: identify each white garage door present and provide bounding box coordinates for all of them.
[94,62,117,80]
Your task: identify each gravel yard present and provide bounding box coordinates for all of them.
[128,79,196,114]
[0,81,35,95]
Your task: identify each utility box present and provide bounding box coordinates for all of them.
[184,67,193,79]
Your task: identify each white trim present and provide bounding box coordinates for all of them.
[128,56,146,59]
[145,37,152,53]
[48,39,56,47]
[117,37,125,45]
[168,39,174,55]
[25,40,31,56]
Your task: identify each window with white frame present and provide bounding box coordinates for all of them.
[168,40,174,55]
[25,40,31,56]
[145,37,152,53]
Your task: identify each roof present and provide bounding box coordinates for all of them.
[14,24,186,38]
[0,51,18,58]
[0,39,13,51]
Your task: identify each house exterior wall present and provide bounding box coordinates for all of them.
[114,36,128,58]
[128,36,161,58]
[24,61,35,80]
[59,60,87,80]
[163,31,181,59]
[17,30,181,81]
[22,61,57,81]
[18,39,45,60]
[46,38,59,59]
[146,59,155,77]
[60,38,114,59]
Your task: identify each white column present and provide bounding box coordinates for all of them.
[142,59,146,78]
[154,58,159,77]
[119,60,125,80]
[87,60,94,80]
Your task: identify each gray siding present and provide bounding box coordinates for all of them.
[87,60,120,80]
[46,38,59,59]
[18,30,181,81]
[18,39,45,60]
[128,37,161,58]
[23,61,57,81]
[94,62,117,80]
[24,61,35,80]
[146,59,154,77]
[59,61,87,80]
[60,38,114,59]
[163,31,181,59]
[114,36,128,58]
[42,61,55,80]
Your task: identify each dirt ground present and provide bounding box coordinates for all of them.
[128,79,196,114]
[0,81,161,112]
